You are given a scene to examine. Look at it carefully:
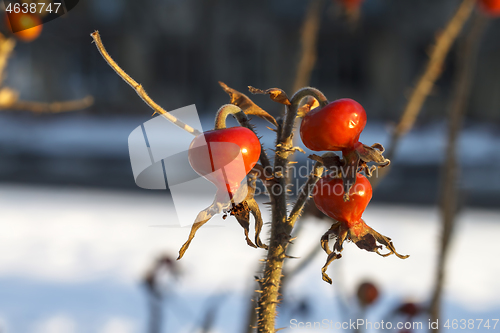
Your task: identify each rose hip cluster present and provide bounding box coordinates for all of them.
[299,98,408,284]
[179,84,407,285]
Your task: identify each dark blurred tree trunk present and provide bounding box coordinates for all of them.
[148,296,163,333]
[429,11,488,332]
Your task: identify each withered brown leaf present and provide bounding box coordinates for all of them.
[218,81,278,127]
[248,86,291,106]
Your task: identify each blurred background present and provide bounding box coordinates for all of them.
[0,0,499,332]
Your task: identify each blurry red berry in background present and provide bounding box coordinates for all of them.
[397,302,420,317]
[478,0,500,16]
[356,281,379,306]
[6,12,43,42]
[300,98,367,152]
[338,0,364,11]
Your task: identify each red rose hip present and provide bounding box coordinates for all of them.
[313,173,372,231]
[188,126,261,197]
[300,98,367,152]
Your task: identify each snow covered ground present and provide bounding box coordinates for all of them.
[0,185,499,333]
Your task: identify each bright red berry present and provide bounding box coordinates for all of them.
[300,98,367,152]
[316,172,408,284]
[357,281,379,306]
[478,0,500,16]
[188,127,261,197]
[313,173,372,232]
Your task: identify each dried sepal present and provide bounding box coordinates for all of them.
[309,152,342,172]
[224,198,267,250]
[226,171,268,250]
[355,143,390,168]
[229,201,256,248]
[320,222,348,284]
[245,170,268,250]
[177,197,228,260]
[330,143,391,202]
[248,86,291,106]
[311,143,390,202]
[247,198,268,250]
[358,163,377,177]
[362,226,409,259]
[320,222,346,254]
[218,81,278,127]
[178,175,251,259]
[320,220,409,284]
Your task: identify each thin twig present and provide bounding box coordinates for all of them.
[90,31,201,136]
[292,0,324,93]
[429,11,487,333]
[0,33,16,87]
[386,0,475,160]
[278,161,326,305]
[4,95,94,113]
[288,160,324,224]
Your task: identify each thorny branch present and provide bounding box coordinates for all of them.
[255,87,329,333]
